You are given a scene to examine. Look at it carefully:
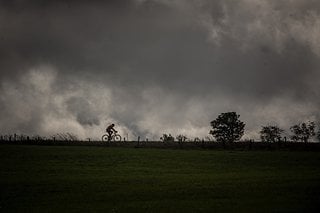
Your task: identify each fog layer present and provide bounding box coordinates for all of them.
[1,0,319,140]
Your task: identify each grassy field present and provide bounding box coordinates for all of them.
[0,145,320,212]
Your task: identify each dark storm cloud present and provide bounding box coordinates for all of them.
[1,0,320,139]
[0,0,133,77]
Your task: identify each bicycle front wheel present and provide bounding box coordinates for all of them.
[101,134,109,142]
[114,134,122,142]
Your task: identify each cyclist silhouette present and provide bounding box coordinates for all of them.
[106,124,117,141]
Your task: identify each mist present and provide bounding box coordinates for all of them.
[1,0,319,140]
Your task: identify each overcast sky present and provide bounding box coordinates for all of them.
[1,0,320,140]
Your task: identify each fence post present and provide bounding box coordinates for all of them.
[137,136,140,147]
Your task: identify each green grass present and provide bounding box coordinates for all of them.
[1,145,320,212]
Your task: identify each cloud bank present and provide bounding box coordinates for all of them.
[0,0,319,140]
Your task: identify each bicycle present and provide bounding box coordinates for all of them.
[101,131,122,142]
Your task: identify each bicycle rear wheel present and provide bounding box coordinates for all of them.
[114,134,122,142]
[101,134,110,142]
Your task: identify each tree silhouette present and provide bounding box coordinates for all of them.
[316,123,320,142]
[210,112,245,143]
[260,125,283,142]
[160,134,174,142]
[290,122,315,143]
[176,134,188,142]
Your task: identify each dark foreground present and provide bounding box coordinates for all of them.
[2,139,320,151]
[1,145,320,212]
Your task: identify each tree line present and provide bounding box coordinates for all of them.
[0,133,79,142]
[209,112,319,143]
[161,112,320,143]
[1,112,320,143]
